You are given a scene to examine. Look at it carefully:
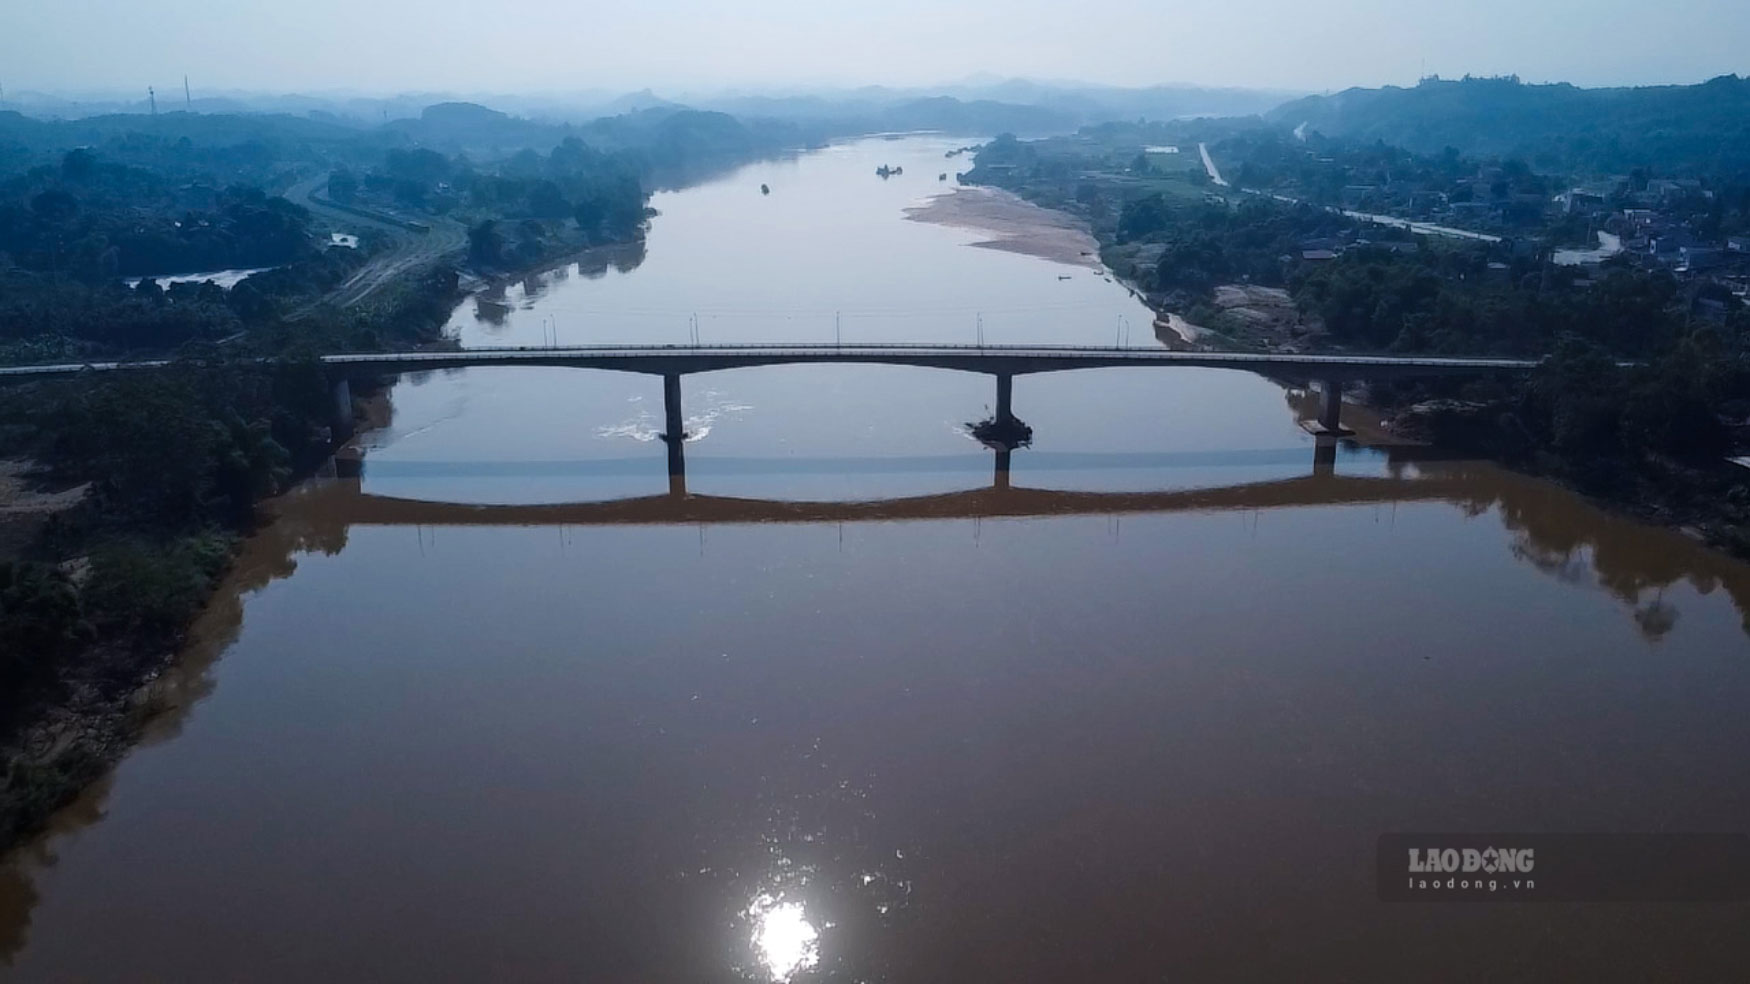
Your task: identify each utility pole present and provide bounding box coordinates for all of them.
[148,87,157,116]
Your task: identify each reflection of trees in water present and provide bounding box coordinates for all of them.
[463,240,648,329]
[1371,449,1750,643]
[517,271,549,303]
[1509,540,1591,586]
[1635,593,1680,642]
[1484,467,1742,638]
[0,772,115,966]
[0,861,35,966]
[138,515,349,749]
[473,296,513,327]
[7,438,1750,959]
[469,282,513,331]
[1284,386,1750,637]
[0,515,349,962]
[582,239,648,280]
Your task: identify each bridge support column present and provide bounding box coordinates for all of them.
[994,449,1011,490]
[995,373,1014,423]
[1301,379,1354,437]
[330,377,354,444]
[661,373,686,486]
[1312,437,1337,477]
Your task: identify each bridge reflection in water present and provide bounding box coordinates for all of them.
[332,441,1750,653]
[294,440,1410,528]
[274,438,1750,647]
[9,438,1750,973]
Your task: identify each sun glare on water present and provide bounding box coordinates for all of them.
[747,893,820,981]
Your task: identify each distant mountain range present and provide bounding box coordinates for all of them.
[0,80,1296,176]
[1269,75,1750,177]
[13,74,1748,179]
[1,79,1293,132]
[684,80,1293,130]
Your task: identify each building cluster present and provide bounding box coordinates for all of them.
[1288,159,1749,311]
[1554,177,1750,311]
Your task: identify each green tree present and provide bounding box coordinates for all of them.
[467,220,504,267]
[327,168,359,204]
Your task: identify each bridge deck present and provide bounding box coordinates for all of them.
[0,343,1541,383]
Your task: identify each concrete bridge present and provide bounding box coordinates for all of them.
[0,343,1541,459]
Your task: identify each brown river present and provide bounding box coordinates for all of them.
[4,136,1750,982]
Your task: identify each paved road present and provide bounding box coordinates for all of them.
[1198,145,1503,244]
[1198,142,1229,188]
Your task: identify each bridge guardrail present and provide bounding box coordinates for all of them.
[1,344,1550,379]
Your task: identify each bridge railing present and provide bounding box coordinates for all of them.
[1,343,1549,379]
[318,344,1544,371]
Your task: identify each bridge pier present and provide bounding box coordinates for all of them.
[661,373,687,484]
[1313,437,1337,477]
[995,373,1014,423]
[994,449,1011,489]
[1301,379,1354,437]
[330,377,354,444]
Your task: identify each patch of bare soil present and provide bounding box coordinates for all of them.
[904,187,1103,268]
[0,460,88,560]
[1206,284,1323,351]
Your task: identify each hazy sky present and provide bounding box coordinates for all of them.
[4,0,1746,96]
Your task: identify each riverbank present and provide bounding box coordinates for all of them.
[1382,397,1750,561]
[458,237,649,305]
[951,156,1750,565]
[0,283,475,856]
[0,224,660,854]
[1171,284,1323,352]
[0,516,237,853]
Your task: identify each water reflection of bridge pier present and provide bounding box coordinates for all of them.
[643,368,1337,498]
[272,442,1750,648]
[281,441,1479,530]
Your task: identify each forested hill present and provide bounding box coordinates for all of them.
[1268,75,1750,178]
[0,109,388,184]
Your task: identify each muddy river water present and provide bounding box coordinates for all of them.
[4,136,1750,982]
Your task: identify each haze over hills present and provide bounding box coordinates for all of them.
[0,79,1289,183]
[9,72,1750,187]
[0,78,1292,129]
[1271,74,1750,177]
